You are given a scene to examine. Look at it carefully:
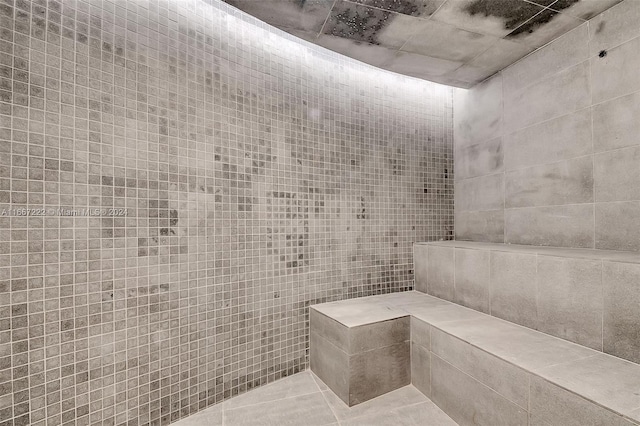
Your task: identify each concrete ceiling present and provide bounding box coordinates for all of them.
[222,0,624,88]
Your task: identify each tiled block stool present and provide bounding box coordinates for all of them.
[310,299,410,406]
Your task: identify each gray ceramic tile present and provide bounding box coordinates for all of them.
[322,1,394,45]
[507,10,584,50]
[535,246,640,264]
[551,0,623,20]
[463,38,535,75]
[311,372,330,392]
[453,76,503,146]
[603,261,640,364]
[595,201,640,252]
[503,108,593,171]
[503,23,589,94]
[314,33,401,69]
[385,50,464,80]
[426,245,455,301]
[371,291,451,309]
[595,146,640,202]
[431,0,544,38]
[401,20,497,62]
[454,247,490,314]
[528,414,555,426]
[536,354,640,422]
[455,173,504,212]
[321,385,428,422]
[593,91,640,153]
[350,317,410,353]
[489,251,538,329]
[410,316,431,349]
[375,14,439,49]
[504,62,591,133]
[431,355,528,426]
[425,240,503,251]
[411,343,431,397]
[430,328,529,409]
[505,156,594,208]
[455,137,504,181]
[455,210,505,243]
[408,304,487,327]
[340,400,457,426]
[505,204,594,248]
[0,0,459,422]
[224,392,336,426]
[311,309,350,352]
[224,372,322,410]
[449,63,497,87]
[225,0,334,33]
[414,244,429,293]
[312,299,407,328]
[173,405,223,426]
[591,35,640,104]
[529,375,636,426]
[435,317,597,372]
[351,0,446,18]
[536,256,603,350]
[588,0,640,56]
[310,331,350,404]
[349,342,411,405]
[365,291,440,309]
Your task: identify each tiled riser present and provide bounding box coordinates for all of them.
[0,0,453,425]
[454,0,640,251]
[411,320,639,426]
[414,244,640,365]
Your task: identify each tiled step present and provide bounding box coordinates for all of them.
[311,291,640,426]
[415,240,640,364]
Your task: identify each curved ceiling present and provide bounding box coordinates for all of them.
[222,0,623,88]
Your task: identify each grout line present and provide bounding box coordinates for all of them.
[501,152,595,175]
[316,384,341,425]
[309,370,325,392]
[534,253,539,327]
[452,245,456,302]
[432,351,531,411]
[397,0,450,53]
[225,387,325,413]
[318,0,338,38]
[488,249,492,316]
[428,324,433,396]
[500,63,506,246]
[527,374,531,418]
[587,17,597,251]
[600,259,604,352]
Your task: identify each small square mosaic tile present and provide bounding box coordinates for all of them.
[0,0,453,424]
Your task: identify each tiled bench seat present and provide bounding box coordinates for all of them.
[415,241,640,364]
[311,291,640,426]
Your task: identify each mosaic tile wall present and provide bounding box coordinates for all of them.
[0,0,453,425]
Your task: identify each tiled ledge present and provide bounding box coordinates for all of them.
[311,292,640,426]
[418,240,640,264]
[414,240,640,365]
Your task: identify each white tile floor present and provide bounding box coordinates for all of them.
[173,371,457,425]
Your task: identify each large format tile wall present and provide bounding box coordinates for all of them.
[0,0,453,425]
[454,0,640,251]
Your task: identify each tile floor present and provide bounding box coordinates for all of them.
[173,371,457,425]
